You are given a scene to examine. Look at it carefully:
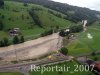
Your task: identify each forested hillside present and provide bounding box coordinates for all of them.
[0,0,100,47]
[6,0,100,24]
[0,0,74,42]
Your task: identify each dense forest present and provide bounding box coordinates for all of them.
[0,0,4,31]
[0,0,4,7]
[29,8,42,28]
[5,0,100,24]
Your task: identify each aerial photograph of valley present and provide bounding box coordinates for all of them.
[0,0,100,75]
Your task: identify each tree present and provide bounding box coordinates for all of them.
[20,36,25,43]
[58,71,63,75]
[0,40,4,47]
[91,52,96,56]
[23,3,28,7]
[60,47,68,55]
[1,15,5,19]
[29,9,42,27]
[0,41,3,47]
[0,0,4,7]
[21,14,24,20]
[69,25,83,33]
[41,29,53,37]
[0,21,4,30]
[94,57,98,61]
[13,36,19,44]
[26,16,29,19]
[3,38,9,46]
[59,30,66,37]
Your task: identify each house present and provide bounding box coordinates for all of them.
[64,29,70,36]
[93,62,100,73]
[9,28,21,36]
[65,29,70,32]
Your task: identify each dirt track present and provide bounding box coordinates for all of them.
[0,33,62,61]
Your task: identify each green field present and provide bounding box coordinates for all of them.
[88,54,100,61]
[0,1,74,40]
[0,72,23,75]
[67,21,100,56]
[30,61,94,75]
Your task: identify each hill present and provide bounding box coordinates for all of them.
[0,1,74,41]
[67,20,100,56]
[7,0,100,24]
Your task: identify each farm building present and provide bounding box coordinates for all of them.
[9,28,21,36]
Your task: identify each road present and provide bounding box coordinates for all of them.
[0,33,63,62]
[0,56,72,75]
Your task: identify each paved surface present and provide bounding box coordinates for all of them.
[0,56,72,75]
